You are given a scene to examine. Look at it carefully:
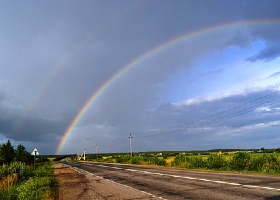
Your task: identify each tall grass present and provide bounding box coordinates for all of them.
[101,154,167,166]
[171,152,280,173]
[0,161,55,199]
[88,152,280,174]
[17,177,53,200]
[0,161,32,183]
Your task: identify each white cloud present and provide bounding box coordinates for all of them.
[255,106,271,112]
[215,120,280,137]
[176,93,234,106]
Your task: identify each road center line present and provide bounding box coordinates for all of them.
[95,164,280,192]
[125,169,138,172]
[111,166,122,170]
[66,164,167,200]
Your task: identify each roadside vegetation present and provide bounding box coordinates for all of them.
[82,148,280,174]
[0,140,55,200]
[170,152,280,173]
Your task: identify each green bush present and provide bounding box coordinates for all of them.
[131,156,142,164]
[96,152,280,174]
[0,161,31,181]
[172,154,206,169]
[102,156,116,163]
[148,157,166,166]
[261,154,280,173]
[248,154,267,172]
[230,152,250,171]
[116,155,131,164]
[206,154,226,170]
[171,154,189,167]
[188,156,205,168]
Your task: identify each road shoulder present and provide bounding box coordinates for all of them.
[53,162,160,199]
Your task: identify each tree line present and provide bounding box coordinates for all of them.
[0,140,33,165]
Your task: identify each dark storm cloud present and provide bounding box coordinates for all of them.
[0,104,67,143]
[1,0,280,154]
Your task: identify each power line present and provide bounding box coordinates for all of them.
[182,90,279,127]
[135,90,280,136]
[181,96,280,134]
[180,96,280,129]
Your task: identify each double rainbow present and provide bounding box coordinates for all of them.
[56,19,280,154]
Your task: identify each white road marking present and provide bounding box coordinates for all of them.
[213,180,228,184]
[125,169,138,172]
[243,185,260,188]
[111,166,123,170]
[182,176,197,180]
[226,182,242,186]
[170,175,181,178]
[153,172,165,176]
[198,178,211,182]
[65,164,167,200]
[261,186,278,190]
[94,164,280,192]
[96,164,109,168]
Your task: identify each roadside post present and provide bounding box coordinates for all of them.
[128,133,133,157]
[31,148,39,169]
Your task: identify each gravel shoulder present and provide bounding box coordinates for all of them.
[53,162,159,200]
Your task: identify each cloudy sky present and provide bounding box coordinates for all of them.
[1,0,280,155]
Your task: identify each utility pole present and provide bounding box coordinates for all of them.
[83,149,86,161]
[95,144,98,159]
[128,133,133,157]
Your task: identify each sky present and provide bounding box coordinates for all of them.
[0,0,280,155]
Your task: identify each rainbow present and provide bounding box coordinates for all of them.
[56,19,280,154]
[12,2,143,134]
[13,53,77,134]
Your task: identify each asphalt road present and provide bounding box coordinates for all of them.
[62,162,280,200]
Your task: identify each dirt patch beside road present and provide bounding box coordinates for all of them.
[53,162,159,200]
[53,163,100,199]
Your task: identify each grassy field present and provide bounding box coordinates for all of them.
[80,150,280,174]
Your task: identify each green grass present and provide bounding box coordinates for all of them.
[171,152,280,173]
[16,176,53,200]
[0,161,55,200]
[86,152,280,174]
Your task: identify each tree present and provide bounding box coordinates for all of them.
[15,144,33,164]
[0,140,15,163]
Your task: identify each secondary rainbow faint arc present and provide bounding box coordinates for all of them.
[56,19,280,154]
[12,1,145,135]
